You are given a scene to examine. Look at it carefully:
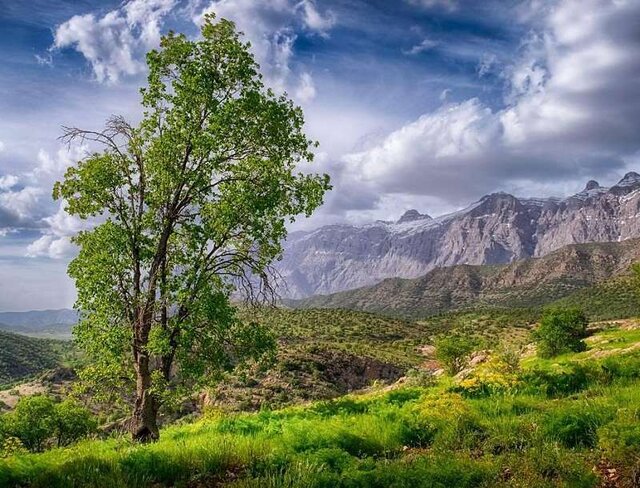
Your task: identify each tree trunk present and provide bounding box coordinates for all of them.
[131,353,160,442]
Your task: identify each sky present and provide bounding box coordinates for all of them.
[1,0,640,310]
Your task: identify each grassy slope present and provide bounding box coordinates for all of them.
[212,307,539,411]
[0,331,72,387]
[3,324,640,487]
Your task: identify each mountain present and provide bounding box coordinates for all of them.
[279,172,640,298]
[291,239,640,318]
[0,331,70,387]
[0,309,77,338]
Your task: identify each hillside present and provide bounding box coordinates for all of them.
[3,322,640,487]
[0,309,76,338]
[292,239,640,318]
[278,172,640,298]
[0,331,71,387]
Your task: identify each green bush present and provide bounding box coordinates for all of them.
[54,399,98,447]
[533,308,588,358]
[435,335,476,374]
[6,395,57,452]
[1,395,96,452]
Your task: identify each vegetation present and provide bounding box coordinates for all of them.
[0,331,74,387]
[53,16,329,441]
[0,395,96,453]
[533,308,588,358]
[1,323,640,487]
[292,239,640,322]
[434,335,477,374]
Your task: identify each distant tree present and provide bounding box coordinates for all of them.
[6,395,56,452]
[54,399,97,447]
[435,335,476,375]
[534,308,588,358]
[54,15,330,442]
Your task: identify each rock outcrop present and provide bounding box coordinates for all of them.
[279,172,640,297]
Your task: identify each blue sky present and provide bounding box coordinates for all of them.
[1,0,639,310]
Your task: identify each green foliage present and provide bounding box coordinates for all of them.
[6,395,56,452]
[4,336,640,487]
[52,14,329,433]
[533,308,588,358]
[542,403,613,448]
[0,331,71,387]
[435,335,477,374]
[1,395,96,453]
[53,399,98,448]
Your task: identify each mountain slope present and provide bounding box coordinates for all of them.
[291,239,640,318]
[0,331,69,387]
[279,172,640,297]
[0,309,76,337]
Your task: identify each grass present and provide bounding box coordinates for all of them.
[3,324,640,487]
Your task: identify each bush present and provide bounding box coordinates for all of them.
[454,355,520,398]
[54,399,98,447]
[1,395,96,452]
[6,395,56,452]
[534,308,588,358]
[520,363,598,398]
[435,335,476,375]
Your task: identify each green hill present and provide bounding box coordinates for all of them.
[3,322,640,487]
[291,239,640,319]
[0,331,71,387]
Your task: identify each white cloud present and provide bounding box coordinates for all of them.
[53,0,176,83]
[298,0,336,35]
[0,141,4,152]
[335,0,640,213]
[25,204,87,259]
[295,72,316,103]
[403,38,438,55]
[0,175,18,191]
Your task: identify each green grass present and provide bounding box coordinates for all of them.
[3,325,640,487]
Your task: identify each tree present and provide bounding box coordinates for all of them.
[435,335,476,375]
[534,308,588,358]
[54,399,97,448]
[54,16,330,442]
[6,395,56,452]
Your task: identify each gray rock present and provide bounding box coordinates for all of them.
[279,175,640,298]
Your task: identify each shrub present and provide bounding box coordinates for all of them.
[435,335,476,374]
[54,399,98,447]
[1,395,97,452]
[6,395,56,452]
[533,308,588,358]
[454,355,520,398]
[520,363,598,398]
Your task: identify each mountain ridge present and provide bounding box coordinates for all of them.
[278,172,640,298]
[289,238,640,318]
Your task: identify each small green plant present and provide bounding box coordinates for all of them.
[435,335,476,374]
[533,308,588,358]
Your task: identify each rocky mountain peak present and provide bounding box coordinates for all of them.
[584,180,600,191]
[616,171,640,187]
[397,209,431,224]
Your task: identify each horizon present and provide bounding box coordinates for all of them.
[2,0,640,310]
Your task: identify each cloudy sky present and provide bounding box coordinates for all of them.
[1,0,639,310]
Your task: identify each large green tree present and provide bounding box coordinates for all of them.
[54,16,330,442]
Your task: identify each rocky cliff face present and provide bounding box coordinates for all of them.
[279,172,640,298]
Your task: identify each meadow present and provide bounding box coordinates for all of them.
[2,321,640,487]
